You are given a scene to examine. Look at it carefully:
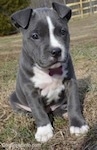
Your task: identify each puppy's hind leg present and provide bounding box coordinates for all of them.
[10,92,32,117]
[10,91,20,112]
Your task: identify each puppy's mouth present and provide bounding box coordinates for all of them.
[36,53,70,76]
[49,63,63,76]
[48,54,69,76]
[36,62,63,76]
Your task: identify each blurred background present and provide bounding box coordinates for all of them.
[0,0,97,36]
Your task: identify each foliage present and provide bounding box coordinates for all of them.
[0,0,30,36]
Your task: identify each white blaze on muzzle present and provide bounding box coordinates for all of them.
[46,16,65,61]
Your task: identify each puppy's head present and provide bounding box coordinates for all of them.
[11,2,72,70]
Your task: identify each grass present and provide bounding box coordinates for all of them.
[0,14,97,150]
[0,34,22,53]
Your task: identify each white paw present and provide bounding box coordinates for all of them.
[35,124,53,143]
[70,125,89,136]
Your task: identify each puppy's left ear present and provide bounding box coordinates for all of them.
[52,2,72,21]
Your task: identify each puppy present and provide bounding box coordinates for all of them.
[10,2,89,143]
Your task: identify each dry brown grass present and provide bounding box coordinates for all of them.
[0,14,97,150]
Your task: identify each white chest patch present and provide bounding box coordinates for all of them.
[31,66,64,103]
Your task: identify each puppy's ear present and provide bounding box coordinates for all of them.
[11,7,33,29]
[52,2,72,21]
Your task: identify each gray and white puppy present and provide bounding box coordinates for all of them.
[10,2,89,143]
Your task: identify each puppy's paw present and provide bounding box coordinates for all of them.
[70,125,89,136]
[35,124,53,143]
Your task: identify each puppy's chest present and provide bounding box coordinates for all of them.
[31,67,64,103]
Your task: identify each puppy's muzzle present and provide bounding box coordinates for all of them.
[51,47,61,58]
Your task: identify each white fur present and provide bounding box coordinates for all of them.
[35,124,53,143]
[50,104,62,111]
[16,103,31,112]
[50,62,61,69]
[46,16,65,61]
[70,125,89,136]
[31,66,64,103]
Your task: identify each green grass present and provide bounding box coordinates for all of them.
[0,34,21,44]
[71,42,97,61]
[0,55,18,89]
[0,34,22,52]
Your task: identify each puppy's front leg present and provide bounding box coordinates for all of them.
[24,85,53,143]
[65,79,89,136]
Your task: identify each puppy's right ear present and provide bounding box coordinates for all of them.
[52,2,72,21]
[11,7,33,29]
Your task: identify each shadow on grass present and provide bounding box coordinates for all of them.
[78,76,97,150]
[79,123,97,150]
[78,76,91,107]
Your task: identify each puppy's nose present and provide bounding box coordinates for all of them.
[51,48,61,58]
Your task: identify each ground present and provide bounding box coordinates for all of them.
[0,14,97,150]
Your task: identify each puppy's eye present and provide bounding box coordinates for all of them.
[31,33,39,40]
[61,29,67,35]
